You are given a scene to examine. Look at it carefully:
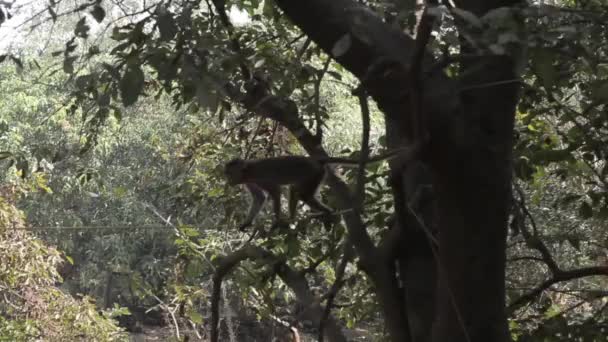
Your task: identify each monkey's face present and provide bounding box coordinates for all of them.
[224,159,245,185]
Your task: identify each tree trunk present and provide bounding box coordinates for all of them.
[274,0,524,341]
[429,55,519,342]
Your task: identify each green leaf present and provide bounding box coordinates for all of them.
[119,65,145,107]
[10,56,23,71]
[0,151,12,160]
[90,5,105,23]
[111,27,129,41]
[254,58,266,69]
[578,202,593,219]
[327,70,342,80]
[533,48,558,90]
[590,80,608,102]
[187,310,204,324]
[112,108,122,122]
[113,186,127,198]
[560,193,581,205]
[532,148,572,164]
[157,12,177,41]
[74,17,90,39]
[63,56,78,74]
[196,85,219,112]
[65,38,77,53]
[598,206,608,219]
[263,0,275,17]
[181,227,200,237]
[566,236,580,250]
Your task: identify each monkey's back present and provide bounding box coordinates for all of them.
[245,156,324,185]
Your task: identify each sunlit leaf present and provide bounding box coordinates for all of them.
[10,56,23,71]
[188,310,204,324]
[0,151,12,160]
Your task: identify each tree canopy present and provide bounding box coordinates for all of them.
[0,0,607,341]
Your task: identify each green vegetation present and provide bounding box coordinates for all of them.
[0,0,606,341]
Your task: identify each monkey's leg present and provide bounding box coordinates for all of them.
[298,190,337,229]
[239,183,267,231]
[297,173,335,222]
[288,187,299,219]
[264,184,288,230]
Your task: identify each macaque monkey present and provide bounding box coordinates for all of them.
[224,148,416,231]
[225,156,332,231]
[275,326,300,342]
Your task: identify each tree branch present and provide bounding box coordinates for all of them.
[509,266,608,313]
[210,245,348,342]
[509,183,608,312]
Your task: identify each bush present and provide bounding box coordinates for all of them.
[0,185,127,341]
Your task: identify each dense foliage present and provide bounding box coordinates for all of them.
[0,180,127,341]
[0,0,606,341]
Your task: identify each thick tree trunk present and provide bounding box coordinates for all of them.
[428,1,523,340]
[429,55,519,342]
[274,1,524,341]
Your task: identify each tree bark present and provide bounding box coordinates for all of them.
[274,0,525,341]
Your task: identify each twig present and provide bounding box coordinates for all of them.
[150,293,181,340]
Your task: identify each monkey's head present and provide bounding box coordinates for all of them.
[224,158,246,185]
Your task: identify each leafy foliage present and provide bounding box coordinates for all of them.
[0,180,127,341]
[0,0,607,340]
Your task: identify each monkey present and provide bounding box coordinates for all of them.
[225,156,331,231]
[224,147,418,231]
[274,326,300,342]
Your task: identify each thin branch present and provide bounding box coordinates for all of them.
[318,241,354,342]
[313,57,331,141]
[509,183,608,311]
[210,245,348,342]
[296,38,312,60]
[150,293,181,340]
[210,246,272,342]
[509,265,608,312]
[355,90,371,208]
[514,184,558,272]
